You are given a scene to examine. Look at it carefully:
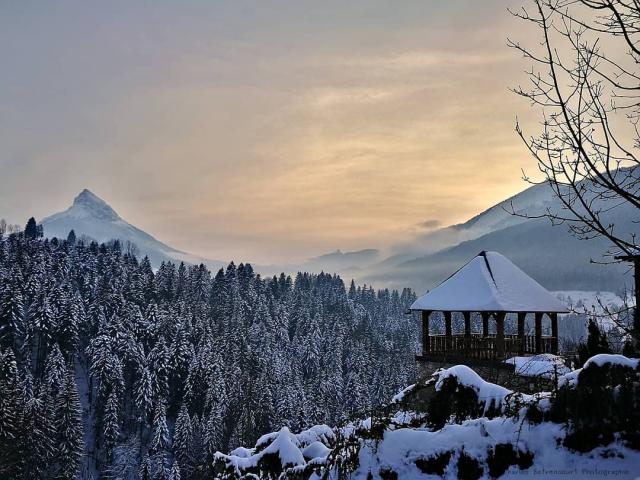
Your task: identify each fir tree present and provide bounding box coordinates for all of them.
[173,403,193,474]
[0,278,25,352]
[24,217,38,239]
[204,402,225,458]
[28,291,57,376]
[22,393,56,479]
[54,370,84,480]
[151,399,169,453]
[139,453,153,480]
[44,343,67,393]
[135,365,154,420]
[56,290,82,356]
[103,390,120,453]
[168,460,181,480]
[578,320,612,366]
[156,453,169,480]
[0,349,24,478]
[0,232,419,475]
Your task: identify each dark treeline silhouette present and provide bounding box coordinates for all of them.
[0,226,417,479]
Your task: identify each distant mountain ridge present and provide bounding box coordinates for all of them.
[304,248,380,272]
[41,189,225,269]
[38,184,638,294]
[360,181,637,293]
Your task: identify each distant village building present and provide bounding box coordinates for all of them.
[411,251,568,364]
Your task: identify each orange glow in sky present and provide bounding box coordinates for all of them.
[0,0,541,264]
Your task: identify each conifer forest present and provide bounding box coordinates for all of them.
[0,230,418,479]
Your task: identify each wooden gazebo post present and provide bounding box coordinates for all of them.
[463,312,471,354]
[463,312,471,337]
[517,312,526,354]
[444,311,452,350]
[495,312,506,357]
[550,312,558,354]
[481,312,489,337]
[421,311,431,356]
[534,313,543,353]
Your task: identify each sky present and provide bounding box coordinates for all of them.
[0,0,539,264]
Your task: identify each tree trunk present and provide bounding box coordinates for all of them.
[635,260,640,349]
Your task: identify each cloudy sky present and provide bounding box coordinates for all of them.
[0,0,539,264]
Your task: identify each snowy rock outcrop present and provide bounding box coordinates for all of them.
[559,353,639,387]
[214,425,335,478]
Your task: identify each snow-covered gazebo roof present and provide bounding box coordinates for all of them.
[410,251,568,313]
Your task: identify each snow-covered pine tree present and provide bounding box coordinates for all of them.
[27,290,57,377]
[139,453,152,480]
[155,262,176,302]
[173,403,193,476]
[43,343,67,393]
[168,460,181,480]
[151,398,169,453]
[0,349,24,478]
[343,343,370,415]
[168,321,193,411]
[0,231,418,476]
[135,365,154,421]
[0,275,25,354]
[22,391,56,479]
[150,337,170,401]
[54,369,84,480]
[204,401,225,458]
[56,288,82,356]
[102,390,120,454]
[155,453,169,480]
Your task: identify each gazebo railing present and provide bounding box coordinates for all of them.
[423,333,557,360]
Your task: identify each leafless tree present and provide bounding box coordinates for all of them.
[125,240,140,258]
[509,0,640,347]
[0,219,21,235]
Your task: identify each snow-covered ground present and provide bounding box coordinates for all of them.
[213,356,640,480]
[349,419,638,479]
[505,354,570,379]
[342,360,640,479]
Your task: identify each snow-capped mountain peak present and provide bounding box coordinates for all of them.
[70,189,120,221]
[41,189,225,269]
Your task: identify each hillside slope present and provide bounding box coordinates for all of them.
[365,217,630,293]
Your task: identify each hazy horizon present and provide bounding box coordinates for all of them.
[0,0,540,264]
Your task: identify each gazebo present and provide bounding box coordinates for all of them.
[411,251,568,362]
